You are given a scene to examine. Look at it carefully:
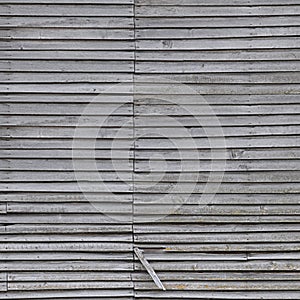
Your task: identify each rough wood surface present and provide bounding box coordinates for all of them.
[2,0,300,299]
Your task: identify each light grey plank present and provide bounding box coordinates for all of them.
[136,0,300,5]
[136,27,300,39]
[137,37,300,50]
[1,4,133,16]
[136,16,300,28]
[136,5,300,17]
[0,16,133,28]
[136,50,300,61]
[0,60,133,72]
[4,28,133,39]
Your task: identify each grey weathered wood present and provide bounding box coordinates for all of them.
[136,16,300,28]
[136,27,300,39]
[136,0,300,5]
[1,4,134,16]
[137,37,300,50]
[0,60,134,71]
[2,40,134,50]
[134,248,166,291]
[3,0,300,299]
[0,16,134,27]
[136,5,300,17]
[4,28,134,39]
[136,50,300,61]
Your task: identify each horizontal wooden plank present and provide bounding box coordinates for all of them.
[0,16,133,28]
[0,172,132,182]
[1,261,133,271]
[0,242,132,252]
[0,83,134,93]
[136,61,300,73]
[134,280,300,291]
[6,202,133,213]
[8,271,131,281]
[136,16,300,28]
[1,252,132,261]
[1,127,132,138]
[1,213,300,224]
[1,4,133,16]
[0,159,133,171]
[134,204,300,215]
[2,224,132,234]
[134,149,300,160]
[4,28,133,40]
[1,136,296,150]
[137,37,300,50]
[0,94,133,103]
[135,260,300,271]
[133,83,300,95]
[135,242,300,252]
[3,159,300,173]
[1,40,134,50]
[0,50,134,60]
[0,102,132,115]
[2,170,300,184]
[136,27,300,39]
[8,281,133,291]
[134,291,300,299]
[7,202,300,215]
[135,193,300,205]
[0,60,133,72]
[0,138,134,149]
[135,136,300,149]
[136,6,300,17]
[2,192,300,204]
[1,192,132,203]
[134,223,300,234]
[134,73,300,84]
[135,182,300,193]
[135,125,300,137]
[0,0,133,3]
[0,115,133,126]
[0,149,132,159]
[3,125,300,138]
[136,0,300,5]
[135,94,300,105]
[0,290,134,299]
[1,94,299,104]
[135,115,300,126]
[135,214,300,223]
[0,72,133,83]
[135,252,248,261]
[1,182,132,192]
[136,50,300,62]
[1,232,132,242]
[133,271,300,281]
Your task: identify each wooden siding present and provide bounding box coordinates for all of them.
[1,0,135,299]
[1,0,300,299]
[133,0,300,299]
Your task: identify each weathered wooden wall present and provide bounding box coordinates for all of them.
[1,0,135,299]
[1,0,300,299]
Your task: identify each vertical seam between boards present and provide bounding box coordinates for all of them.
[132,0,137,298]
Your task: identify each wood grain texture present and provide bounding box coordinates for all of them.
[133,1,300,299]
[2,1,134,299]
[2,0,300,299]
